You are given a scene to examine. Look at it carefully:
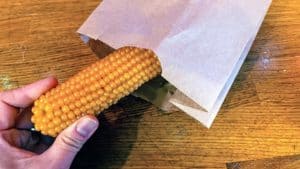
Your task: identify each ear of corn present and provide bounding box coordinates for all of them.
[31,47,161,137]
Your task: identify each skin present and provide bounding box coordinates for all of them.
[0,77,99,169]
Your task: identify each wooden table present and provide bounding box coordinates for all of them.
[0,0,299,168]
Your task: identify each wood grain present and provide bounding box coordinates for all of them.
[227,155,300,169]
[0,0,299,168]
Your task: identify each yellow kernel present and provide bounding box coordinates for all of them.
[53,117,61,125]
[54,110,62,116]
[128,70,136,77]
[34,100,40,106]
[33,109,43,116]
[75,101,81,108]
[93,105,100,112]
[58,91,65,98]
[130,59,137,65]
[84,87,89,93]
[75,84,81,90]
[41,130,47,135]
[112,90,119,96]
[117,86,125,93]
[80,98,88,104]
[101,103,109,109]
[124,73,130,79]
[92,93,98,99]
[94,83,101,89]
[103,68,110,74]
[48,122,54,129]
[46,112,54,119]
[65,89,71,95]
[48,129,56,137]
[44,105,53,113]
[132,67,139,74]
[86,78,92,85]
[110,82,117,89]
[87,110,94,115]
[108,73,114,80]
[117,68,123,74]
[34,124,40,131]
[90,85,96,92]
[96,100,102,105]
[57,99,64,106]
[128,80,134,86]
[79,91,85,96]
[103,77,110,84]
[97,89,104,95]
[62,106,70,113]
[69,104,76,110]
[54,127,61,133]
[61,114,68,121]
[51,102,60,111]
[60,123,67,129]
[90,76,96,82]
[67,113,75,119]
[121,66,128,72]
[70,80,76,85]
[42,118,49,123]
[86,95,93,102]
[90,101,96,107]
[66,120,72,126]
[132,77,139,83]
[45,92,51,98]
[31,116,36,123]
[85,104,91,110]
[145,68,151,75]
[80,107,86,113]
[74,109,81,115]
[99,95,107,101]
[137,64,143,70]
[92,66,99,72]
[121,56,127,62]
[104,85,112,92]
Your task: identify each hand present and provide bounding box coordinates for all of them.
[0,77,99,169]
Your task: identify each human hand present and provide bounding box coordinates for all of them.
[0,77,99,169]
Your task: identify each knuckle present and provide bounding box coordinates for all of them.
[0,135,5,145]
[0,132,10,148]
[0,121,10,130]
[59,135,82,152]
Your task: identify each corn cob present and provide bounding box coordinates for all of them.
[31,47,161,137]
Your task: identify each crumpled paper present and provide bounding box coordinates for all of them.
[78,0,272,127]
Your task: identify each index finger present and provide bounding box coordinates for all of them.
[0,77,58,108]
[0,77,58,130]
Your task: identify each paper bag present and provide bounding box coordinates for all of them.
[78,0,272,127]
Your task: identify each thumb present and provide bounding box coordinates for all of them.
[41,116,98,168]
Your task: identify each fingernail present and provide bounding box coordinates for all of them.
[76,118,98,138]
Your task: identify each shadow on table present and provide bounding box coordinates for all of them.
[71,95,151,169]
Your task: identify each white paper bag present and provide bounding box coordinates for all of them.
[78,0,272,127]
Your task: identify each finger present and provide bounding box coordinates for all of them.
[0,101,18,130]
[15,106,34,129]
[0,77,57,130]
[0,129,39,151]
[41,116,98,169]
[0,76,58,108]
